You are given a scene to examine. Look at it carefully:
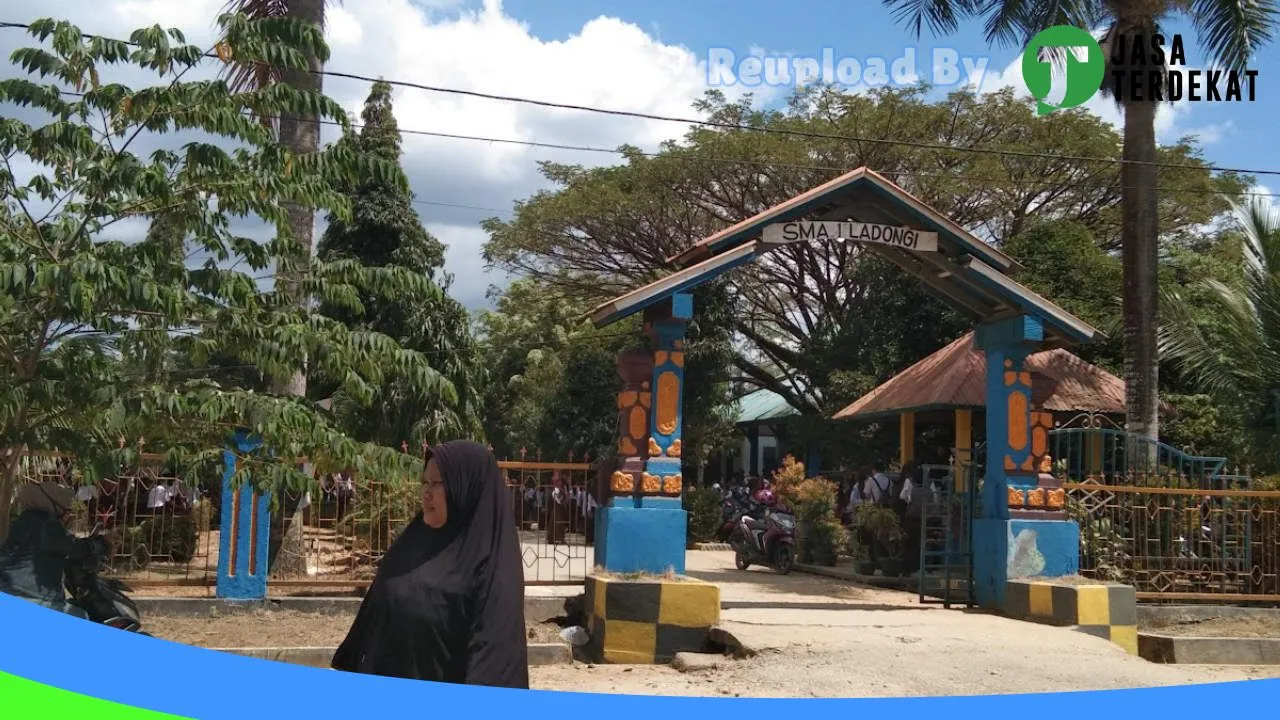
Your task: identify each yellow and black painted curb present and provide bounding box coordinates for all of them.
[584,574,721,664]
[1003,580,1138,655]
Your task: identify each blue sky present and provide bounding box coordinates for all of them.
[4,0,1278,309]
[498,0,1278,175]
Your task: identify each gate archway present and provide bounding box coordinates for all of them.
[587,167,1100,609]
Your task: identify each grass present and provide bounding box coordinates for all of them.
[589,566,697,582]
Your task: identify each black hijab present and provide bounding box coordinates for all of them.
[331,441,528,688]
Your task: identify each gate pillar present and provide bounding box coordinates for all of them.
[595,293,691,574]
[973,315,1080,608]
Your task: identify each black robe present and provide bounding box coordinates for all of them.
[331,441,529,687]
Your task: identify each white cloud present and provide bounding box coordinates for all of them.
[970,50,1196,142]
[3,0,735,309]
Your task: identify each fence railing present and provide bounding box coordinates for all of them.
[1065,481,1280,602]
[11,452,597,595]
[1049,427,1232,488]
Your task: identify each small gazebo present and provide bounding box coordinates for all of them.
[832,331,1134,477]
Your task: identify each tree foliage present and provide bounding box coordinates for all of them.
[483,86,1243,418]
[315,80,485,447]
[0,15,448,538]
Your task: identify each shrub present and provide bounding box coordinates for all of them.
[683,486,722,545]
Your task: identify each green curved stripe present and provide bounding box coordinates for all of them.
[0,670,191,719]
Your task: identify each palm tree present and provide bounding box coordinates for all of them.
[1160,196,1280,437]
[882,0,1278,444]
[217,0,338,577]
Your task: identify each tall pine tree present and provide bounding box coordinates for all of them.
[315,81,485,447]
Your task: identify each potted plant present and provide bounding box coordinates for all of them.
[853,504,906,576]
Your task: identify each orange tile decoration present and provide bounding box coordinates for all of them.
[611,471,635,493]
[1047,488,1066,509]
[628,406,647,440]
[662,474,682,495]
[641,473,662,494]
[648,438,662,457]
[1008,487,1025,508]
[1007,391,1029,452]
[670,352,685,368]
[619,437,637,456]
[667,439,682,458]
[618,390,637,409]
[1026,488,1046,508]
[655,371,679,435]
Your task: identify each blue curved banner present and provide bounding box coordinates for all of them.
[0,591,1273,717]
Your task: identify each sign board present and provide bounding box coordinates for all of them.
[762,221,939,252]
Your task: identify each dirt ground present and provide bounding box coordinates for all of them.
[147,610,568,647]
[139,552,1280,697]
[1144,616,1280,638]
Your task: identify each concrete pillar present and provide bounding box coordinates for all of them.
[973,315,1079,609]
[899,412,916,466]
[216,432,271,600]
[597,293,692,575]
[954,409,972,491]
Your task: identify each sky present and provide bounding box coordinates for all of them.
[3,0,1279,310]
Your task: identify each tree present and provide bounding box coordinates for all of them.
[484,85,1241,418]
[477,280,737,474]
[217,0,343,575]
[0,15,454,542]
[881,0,1279,444]
[1161,196,1280,464]
[315,80,485,447]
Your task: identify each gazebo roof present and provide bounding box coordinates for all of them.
[832,331,1144,421]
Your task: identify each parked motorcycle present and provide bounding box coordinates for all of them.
[66,533,151,635]
[714,485,753,541]
[0,531,150,635]
[729,499,797,575]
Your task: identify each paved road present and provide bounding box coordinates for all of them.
[531,551,1280,698]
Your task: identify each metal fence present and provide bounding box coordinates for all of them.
[1064,482,1280,602]
[11,452,595,596]
[13,452,219,594]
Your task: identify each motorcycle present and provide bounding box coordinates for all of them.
[729,492,797,575]
[0,530,150,635]
[65,533,151,635]
[714,485,753,541]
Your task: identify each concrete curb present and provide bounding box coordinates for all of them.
[1139,633,1280,665]
[137,596,569,623]
[1138,605,1280,626]
[214,643,574,668]
[1002,580,1138,655]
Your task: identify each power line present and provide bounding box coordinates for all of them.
[18,80,1280,208]
[3,19,1280,179]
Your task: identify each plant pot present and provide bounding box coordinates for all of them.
[797,520,814,564]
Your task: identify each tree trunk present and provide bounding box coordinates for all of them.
[0,445,27,545]
[267,0,326,579]
[1120,97,1161,447]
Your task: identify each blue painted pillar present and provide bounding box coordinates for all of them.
[806,449,824,477]
[973,316,1079,608]
[216,432,272,600]
[597,293,692,575]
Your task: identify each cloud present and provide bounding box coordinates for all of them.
[970,49,1196,142]
[2,0,736,309]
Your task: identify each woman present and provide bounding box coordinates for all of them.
[331,441,529,687]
